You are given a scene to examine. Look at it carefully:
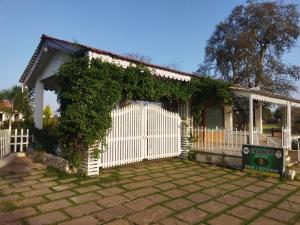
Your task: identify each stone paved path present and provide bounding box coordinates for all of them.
[1,157,300,225]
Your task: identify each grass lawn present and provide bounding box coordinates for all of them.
[263,123,281,134]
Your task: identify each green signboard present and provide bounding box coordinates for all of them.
[242,145,284,177]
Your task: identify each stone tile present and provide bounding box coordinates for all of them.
[131,175,150,181]
[267,188,289,196]
[145,193,169,204]
[180,184,202,192]
[163,189,187,198]
[13,180,39,188]
[277,183,298,191]
[153,176,174,183]
[124,187,159,199]
[46,190,76,201]
[128,205,172,224]
[172,178,193,186]
[28,211,68,225]
[215,194,242,206]
[95,205,132,222]
[176,207,207,224]
[17,196,47,207]
[231,189,256,199]
[257,192,282,203]
[31,181,58,189]
[169,173,187,179]
[1,185,32,195]
[250,216,285,225]
[160,217,188,225]
[287,195,300,204]
[105,219,132,225]
[0,194,22,202]
[96,194,128,208]
[244,185,266,193]
[255,181,274,188]
[197,180,216,187]
[148,172,166,178]
[38,177,57,182]
[187,176,206,182]
[202,187,227,197]
[264,207,296,223]
[97,186,124,197]
[124,198,154,211]
[244,198,272,210]
[52,183,77,191]
[123,180,157,190]
[37,199,72,212]
[59,178,77,183]
[197,200,228,214]
[164,198,194,211]
[70,192,101,204]
[22,174,44,181]
[22,188,52,198]
[0,207,36,223]
[58,215,99,225]
[218,183,239,191]
[208,214,243,225]
[228,205,259,220]
[277,201,300,213]
[64,202,102,218]
[186,192,211,203]
[75,185,100,193]
[155,182,177,190]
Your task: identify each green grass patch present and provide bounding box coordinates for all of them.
[1,200,19,212]
[95,171,120,185]
[44,166,76,180]
[263,123,281,134]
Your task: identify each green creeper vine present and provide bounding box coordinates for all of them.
[55,56,232,168]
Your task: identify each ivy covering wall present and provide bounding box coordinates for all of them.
[55,56,232,167]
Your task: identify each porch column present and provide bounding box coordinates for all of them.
[224,105,233,131]
[34,79,44,129]
[287,101,291,148]
[255,102,263,133]
[249,95,254,144]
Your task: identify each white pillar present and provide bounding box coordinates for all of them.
[224,105,233,131]
[287,102,291,148]
[34,79,44,129]
[255,102,263,133]
[249,95,253,144]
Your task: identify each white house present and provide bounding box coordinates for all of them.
[19,34,300,174]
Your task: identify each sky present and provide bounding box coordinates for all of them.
[0,0,299,113]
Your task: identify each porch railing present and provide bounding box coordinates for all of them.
[192,126,284,156]
[192,127,248,156]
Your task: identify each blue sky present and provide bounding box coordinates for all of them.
[0,0,299,112]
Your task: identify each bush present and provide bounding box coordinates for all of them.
[291,139,300,150]
[188,150,197,161]
[32,124,59,155]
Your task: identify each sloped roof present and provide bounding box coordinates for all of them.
[0,100,12,109]
[20,34,197,84]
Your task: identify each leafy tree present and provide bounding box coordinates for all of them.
[124,53,152,63]
[0,85,33,125]
[198,0,300,95]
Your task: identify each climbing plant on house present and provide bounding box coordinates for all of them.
[55,56,232,168]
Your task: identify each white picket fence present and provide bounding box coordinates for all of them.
[0,129,11,158]
[192,127,248,156]
[0,129,30,158]
[83,104,182,175]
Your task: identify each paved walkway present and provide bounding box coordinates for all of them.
[0,157,300,225]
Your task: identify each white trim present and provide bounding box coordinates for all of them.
[88,51,191,82]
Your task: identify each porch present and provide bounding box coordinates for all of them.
[190,87,300,164]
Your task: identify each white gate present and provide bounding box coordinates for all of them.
[99,104,181,168]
